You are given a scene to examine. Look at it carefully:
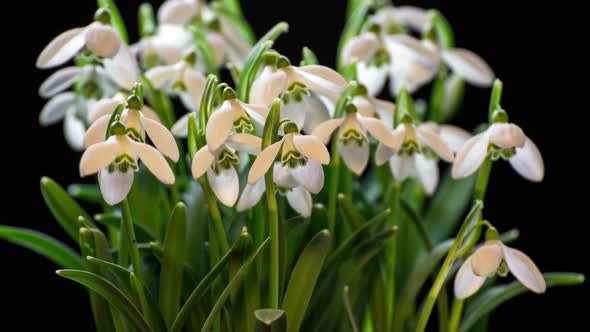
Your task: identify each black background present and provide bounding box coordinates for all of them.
[3,0,588,330]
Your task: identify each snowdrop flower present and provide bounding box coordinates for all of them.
[454,229,546,299]
[438,47,495,87]
[134,24,194,66]
[312,103,400,175]
[86,92,160,124]
[248,123,330,195]
[237,163,313,217]
[145,52,207,111]
[250,57,347,133]
[83,94,179,163]
[79,121,175,205]
[419,122,472,153]
[375,116,454,195]
[452,110,544,182]
[191,125,261,207]
[36,10,121,69]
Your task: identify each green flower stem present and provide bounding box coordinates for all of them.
[119,199,142,281]
[200,178,230,257]
[415,201,483,332]
[448,297,464,332]
[327,138,342,237]
[385,180,400,331]
[474,157,492,202]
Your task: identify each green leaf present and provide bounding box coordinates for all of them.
[160,203,188,328]
[460,273,585,332]
[97,0,128,43]
[282,230,331,332]
[192,27,219,76]
[86,256,133,294]
[301,46,319,65]
[425,171,476,243]
[219,0,243,15]
[343,286,360,332]
[254,309,287,332]
[40,177,92,242]
[212,2,255,45]
[0,226,82,269]
[94,213,155,242]
[138,3,156,38]
[127,168,166,240]
[57,269,153,332]
[200,237,270,332]
[338,193,364,231]
[68,184,102,203]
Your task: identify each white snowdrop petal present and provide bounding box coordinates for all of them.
[503,245,546,293]
[352,96,376,117]
[417,127,454,162]
[489,123,526,149]
[250,67,288,106]
[392,6,430,31]
[389,154,414,182]
[384,35,440,66]
[509,137,544,182]
[85,23,121,58]
[237,180,266,212]
[471,243,503,277]
[39,92,76,126]
[372,98,395,128]
[145,64,178,88]
[248,140,283,184]
[226,133,262,155]
[291,160,325,194]
[64,111,86,151]
[141,115,179,161]
[79,137,120,177]
[191,146,215,178]
[414,153,439,196]
[184,68,207,109]
[358,116,399,149]
[357,62,388,96]
[39,67,81,98]
[439,125,472,153]
[452,133,490,179]
[207,167,239,207]
[206,106,234,152]
[273,163,298,188]
[281,101,307,132]
[339,141,369,176]
[171,113,191,138]
[130,140,175,184]
[141,106,161,122]
[302,94,332,134]
[375,143,395,166]
[36,27,86,68]
[99,168,134,206]
[158,0,198,24]
[311,118,345,144]
[295,65,347,100]
[342,33,380,65]
[103,44,139,90]
[454,256,487,299]
[442,48,494,87]
[88,98,120,123]
[206,32,226,66]
[84,114,110,148]
[292,135,331,164]
[239,101,269,126]
[286,187,313,217]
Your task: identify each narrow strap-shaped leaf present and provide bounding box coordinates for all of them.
[282,230,331,332]
[301,46,319,66]
[97,0,128,42]
[342,286,360,332]
[192,27,219,76]
[254,309,287,332]
[0,226,82,269]
[200,238,270,332]
[40,177,92,242]
[68,184,102,203]
[138,3,156,38]
[212,2,255,45]
[338,193,364,230]
[86,256,132,294]
[94,213,155,242]
[160,203,188,328]
[57,269,153,332]
[219,0,243,15]
[459,273,585,332]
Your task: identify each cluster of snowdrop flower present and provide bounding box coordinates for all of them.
[34,1,550,305]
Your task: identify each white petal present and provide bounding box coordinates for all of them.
[417,127,454,162]
[226,133,262,155]
[273,163,298,188]
[509,137,544,182]
[141,105,161,122]
[99,168,134,206]
[145,64,178,88]
[389,154,414,182]
[372,98,395,128]
[39,93,75,126]
[286,187,313,217]
[171,113,191,138]
[250,67,288,106]
[206,105,234,152]
[357,62,388,96]
[311,118,345,144]
[207,167,239,207]
[439,125,472,153]
[79,136,120,177]
[452,132,490,179]
[352,96,376,117]
[141,115,179,161]
[358,116,400,149]
[36,27,86,68]
[391,6,430,31]
[442,48,494,87]
[64,111,86,151]
[502,245,546,293]
[488,123,525,149]
[248,140,283,184]
[281,100,306,131]
[103,44,139,90]
[291,160,324,194]
[239,101,269,126]
[130,140,175,184]
[85,23,121,58]
[237,180,265,212]
[87,98,120,123]
[191,145,215,178]
[339,141,369,176]
[39,67,81,98]
[293,134,330,164]
[384,35,441,67]
[454,256,487,299]
[302,94,332,134]
[84,114,110,148]
[375,143,395,166]
[342,33,380,65]
[158,0,198,24]
[184,68,207,109]
[471,242,503,277]
[206,32,226,66]
[293,65,347,100]
[415,154,439,196]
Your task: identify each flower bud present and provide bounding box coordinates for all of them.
[85,23,121,58]
[489,123,525,149]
